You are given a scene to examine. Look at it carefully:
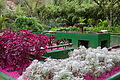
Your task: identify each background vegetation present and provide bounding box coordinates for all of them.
[0,0,120,33]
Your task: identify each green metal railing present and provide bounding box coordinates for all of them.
[105,72,120,80]
[44,47,74,59]
[110,35,120,46]
[0,71,16,80]
[50,32,110,48]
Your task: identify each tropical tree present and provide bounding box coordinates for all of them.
[93,0,120,27]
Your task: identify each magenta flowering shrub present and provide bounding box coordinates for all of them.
[48,35,56,46]
[0,30,48,74]
[47,35,67,46]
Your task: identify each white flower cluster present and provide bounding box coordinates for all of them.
[18,46,120,80]
[6,1,16,11]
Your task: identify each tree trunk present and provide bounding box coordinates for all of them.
[106,16,110,27]
[0,9,1,16]
[110,8,113,27]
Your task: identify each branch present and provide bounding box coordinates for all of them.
[24,0,33,11]
[35,0,40,10]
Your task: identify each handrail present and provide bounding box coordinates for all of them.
[105,72,120,80]
[47,43,72,49]
[111,33,120,35]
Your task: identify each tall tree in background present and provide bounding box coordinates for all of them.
[22,0,52,16]
[23,0,40,16]
[0,0,5,15]
[93,0,120,27]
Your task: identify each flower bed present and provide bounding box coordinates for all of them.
[0,30,120,80]
[0,47,73,79]
[18,46,120,80]
[0,30,73,79]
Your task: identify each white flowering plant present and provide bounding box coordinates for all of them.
[18,46,120,80]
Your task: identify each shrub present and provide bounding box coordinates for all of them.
[0,30,48,74]
[84,19,120,33]
[1,4,27,32]
[14,16,43,31]
[0,0,5,9]
[37,1,120,27]
[0,16,6,32]
[36,1,102,26]
[51,26,80,32]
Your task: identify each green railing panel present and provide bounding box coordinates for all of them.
[33,32,110,48]
[0,71,16,80]
[44,47,74,59]
[32,31,51,35]
[55,32,110,48]
[105,72,120,80]
[110,35,119,46]
[119,36,120,44]
[98,33,110,48]
[32,32,41,35]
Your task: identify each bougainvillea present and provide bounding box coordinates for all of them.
[0,30,48,74]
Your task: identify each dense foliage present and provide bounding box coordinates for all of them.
[1,4,27,31]
[50,19,120,33]
[93,0,120,27]
[0,16,6,32]
[84,19,120,33]
[37,0,120,27]
[36,1,99,26]
[51,26,80,32]
[0,0,120,32]
[0,30,48,74]
[15,16,43,31]
[0,0,5,10]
